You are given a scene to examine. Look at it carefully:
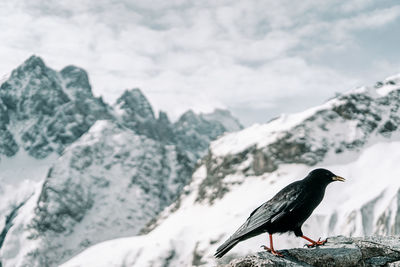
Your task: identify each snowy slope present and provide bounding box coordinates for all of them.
[0,151,58,237]
[60,143,400,267]
[61,74,400,266]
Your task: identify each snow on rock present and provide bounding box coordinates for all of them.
[202,84,400,204]
[0,151,57,265]
[0,182,44,267]
[376,73,400,96]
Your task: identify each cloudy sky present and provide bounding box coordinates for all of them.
[0,0,399,125]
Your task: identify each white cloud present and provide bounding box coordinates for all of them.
[0,0,399,125]
[339,0,376,13]
[336,5,400,32]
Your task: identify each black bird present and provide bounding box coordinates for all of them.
[214,168,345,258]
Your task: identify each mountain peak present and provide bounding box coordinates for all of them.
[0,55,110,158]
[177,109,242,132]
[178,109,197,122]
[115,88,155,121]
[60,65,92,97]
[10,55,48,80]
[157,110,170,124]
[24,55,45,69]
[203,108,243,132]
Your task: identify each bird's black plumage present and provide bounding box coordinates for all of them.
[214,168,345,258]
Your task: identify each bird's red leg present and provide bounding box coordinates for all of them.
[261,234,283,257]
[301,235,327,248]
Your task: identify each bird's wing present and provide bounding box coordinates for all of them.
[230,181,306,240]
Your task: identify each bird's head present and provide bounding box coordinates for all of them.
[307,168,345,184]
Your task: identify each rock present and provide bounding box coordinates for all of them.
[220,236,400,267]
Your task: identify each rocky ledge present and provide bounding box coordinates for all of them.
[219,236,400,267]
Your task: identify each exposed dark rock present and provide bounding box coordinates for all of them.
[116,89,155,121]
[387,80,396,85]
[379,120,397,134]
[252,149,278,175]
[115,89,157,139]
[196,148,251,204]
[192,242,207,266]
[60,66,92,97]
[0,201,25,249]
[375,81,384,88]
[162,249,177,267]
[0,128,18,157]
[219,236,400,267]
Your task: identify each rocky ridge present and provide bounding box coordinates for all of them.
[197,76,400,204]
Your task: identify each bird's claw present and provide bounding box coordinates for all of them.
[271,250,284,257]
[305,237,327,248]
[260,245,283,257]
[260,245,271,252]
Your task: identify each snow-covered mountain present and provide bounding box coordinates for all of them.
[1,120,193,266]
[0,56,242,267]
[59,74,400,267]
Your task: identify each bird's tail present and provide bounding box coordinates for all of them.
[214,237,240,258]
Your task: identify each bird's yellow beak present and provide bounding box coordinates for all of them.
[332,176,345,182]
